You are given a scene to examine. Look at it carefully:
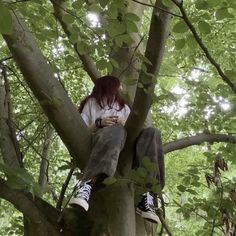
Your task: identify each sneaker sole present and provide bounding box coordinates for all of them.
[136,208,160,224]
[69,198,89,211]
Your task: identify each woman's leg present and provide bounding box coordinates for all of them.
[82,123,127,181]
[135,127,164,223]
[135,126,164,188]
[69,124,127,211]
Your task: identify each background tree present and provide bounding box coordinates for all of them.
[0,0,235,235]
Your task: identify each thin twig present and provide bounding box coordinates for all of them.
[0,56,13,63]
[8,0,30,3]
[132,0,182,18]
[4,65,35,102]
[210,178,224,236]
[171,0,236,94]
[157,209,174,236]
[56,168,74,210]
[118,34,146,78]
[51,0,102,39]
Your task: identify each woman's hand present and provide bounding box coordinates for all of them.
[100,116,127,127]
[117,117,127,125]
[101,116,118,127]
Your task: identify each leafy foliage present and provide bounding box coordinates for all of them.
[0,0,235,235]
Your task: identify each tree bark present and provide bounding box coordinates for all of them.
[0,65,21,167]
[2,10,91,168]
[163,133,236,153]
[50,0,100,83]
[88,182,136,236]
[0,179,60,236]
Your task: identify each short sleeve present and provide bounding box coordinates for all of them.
[124,104,130,117]
[80,101,91,126]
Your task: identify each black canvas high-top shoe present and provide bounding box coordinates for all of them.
[69,180,93,211]
[136,192,160,224]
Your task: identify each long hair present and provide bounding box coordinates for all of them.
[79,75,125,113]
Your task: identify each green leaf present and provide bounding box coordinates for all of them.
[108,5,118,19]
[58,165,70,171]
[114,35,123,47]
[198,21,211,34]
[65,55,76,64]
[126,21,138,33]
[195,0,209,10]
[62,14,75,24]
[120,34,133,45]
[186,188,198,195]
[125,12,140,22]
[128,169,143,182]
[76,41,89,55]
[142,156,157,172]
[0,163,42,196]
[175,38,186,50]
[191,181,201,187]
[172,21,189,33]
[122,78,137,86]
[39,6,47,17]
[72,0,83,9]
[151,185,161,194]
[0,3,12,35]
[225,69,236,80]
[99,0,110,8]
[110,58,119,68]
[186,34,198,49]
[107,62,113,74]
[137,167,148,178]
[162,0,172,8]
[115,34,133,47]
[103,177,117,185]
[215,8,234,20]
[69,33,79,44]
[88,3,102,13]
[207,0,221,7]
[177,184,186,192]
[96,58,108,70]
[110,21,126,36]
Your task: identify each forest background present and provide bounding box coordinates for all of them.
[0,0,236,235]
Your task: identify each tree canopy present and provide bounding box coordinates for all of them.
[0,0,235,235]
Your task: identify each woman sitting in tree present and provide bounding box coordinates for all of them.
[69,75,164,224]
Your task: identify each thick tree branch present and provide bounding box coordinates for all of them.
[0,64,22,167]
[125,0,172,144]
[0,178,59,235]
[111,0,147,103]
[163,133,236,153]
[50,0,100,83]
[2,10,91,168]
[119,0,172,174]
[171,0,236,94]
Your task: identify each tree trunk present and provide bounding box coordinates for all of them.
[89,182,136,236]
[23,184,156,236]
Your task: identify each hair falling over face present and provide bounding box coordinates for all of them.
[79,75,126,113]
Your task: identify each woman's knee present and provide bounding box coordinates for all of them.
[94,124,126,145]
[142,126,161,136]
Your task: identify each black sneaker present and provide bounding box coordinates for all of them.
[69,180,92,211]
[136,192,160,224]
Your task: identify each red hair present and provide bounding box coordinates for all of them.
[79,75,125,113]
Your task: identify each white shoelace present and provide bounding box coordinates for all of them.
[144,192,155,211]
[75,181,92,201]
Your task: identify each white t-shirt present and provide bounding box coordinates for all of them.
[81,98,130,126]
